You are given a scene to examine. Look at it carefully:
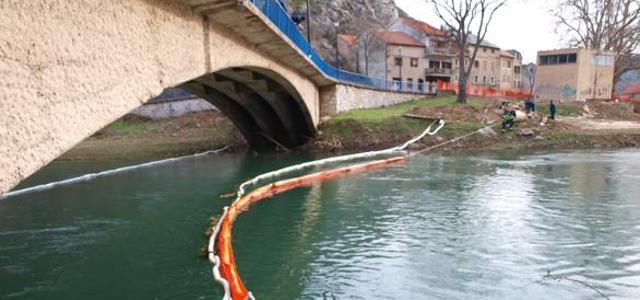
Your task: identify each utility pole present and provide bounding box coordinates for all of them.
[335,21,340,79]
[306,0,311,43]
[399,46,403,89]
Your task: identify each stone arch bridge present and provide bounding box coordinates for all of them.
[0,0,427,194]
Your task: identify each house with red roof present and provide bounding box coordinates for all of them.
[621,83,640,100]
[337,34,359,72]
[387,17,523,90]
[389,17,455,83]
[354,29,429,92]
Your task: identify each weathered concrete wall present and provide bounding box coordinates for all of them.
[320,84,420,116]
[0,0,319,194]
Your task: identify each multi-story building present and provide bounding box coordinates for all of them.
[453,37,501,87]
[449,39,523,90]
[355,29,428,90]
[535,48,615,101]
[388,17,454,83]
[348,16,524,92]
[498,50,523,89]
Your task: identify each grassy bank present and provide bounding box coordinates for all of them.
[306,96,640,153]
[61,96,640,160]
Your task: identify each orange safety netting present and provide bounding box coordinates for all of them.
[212,156,406,300]
[437,80,532,99]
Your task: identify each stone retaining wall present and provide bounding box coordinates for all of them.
[320,84,423,117]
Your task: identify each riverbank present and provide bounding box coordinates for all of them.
[59,96,640,160]
[308,96,640,154]
[59,111,245,160]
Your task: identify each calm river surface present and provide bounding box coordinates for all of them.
[2,150,640,299]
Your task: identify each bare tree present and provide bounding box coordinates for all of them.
[429,0,507,104]
[523,63,536,96]
[553,0,640,88]
[358,31,378,76]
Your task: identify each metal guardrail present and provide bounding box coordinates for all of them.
[249,0,430,94]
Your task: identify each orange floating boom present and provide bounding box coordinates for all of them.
[213,156,406,300]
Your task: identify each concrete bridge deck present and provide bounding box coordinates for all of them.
[0,0,428,195]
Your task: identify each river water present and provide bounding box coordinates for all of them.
[1,150,640,299]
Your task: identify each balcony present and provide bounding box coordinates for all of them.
[425,68,453,76]
[425,46,458,56]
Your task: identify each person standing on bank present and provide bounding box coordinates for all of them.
[549,100,557,120]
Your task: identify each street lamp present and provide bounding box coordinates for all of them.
[334,21,340,79]
[398,46,403,90]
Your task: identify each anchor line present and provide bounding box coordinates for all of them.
[1,146,229,199]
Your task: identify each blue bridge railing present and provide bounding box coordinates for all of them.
[250,0,432,94]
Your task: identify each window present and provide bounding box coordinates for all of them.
[455,59,459,66]
[507,61,512,68]
[407,78,414,89]
[558,54,568,64]
[514,65,521,74]
[394,56,402,66]
[410,58,419,67]
[491,49,495,53]
[429,61,441,69]
[474,60,479,68]
[442,62,452,69]
[593,55,614,65]
[483,48,487,52]
[418,79,425,92]
[474,75,478,83]
[490,77,494,84]
[483,76,486,84]
[540,55,549,65]
[540,53,578,65]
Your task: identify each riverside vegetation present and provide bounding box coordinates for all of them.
[59,96,640,160]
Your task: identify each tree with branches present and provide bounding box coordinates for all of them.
[552,0,640,89]
[429,0,507,104]
[523,63,536,96]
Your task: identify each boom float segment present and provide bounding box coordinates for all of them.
[211,156,406,300]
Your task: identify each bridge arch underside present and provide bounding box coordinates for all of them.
[182,67,316,151]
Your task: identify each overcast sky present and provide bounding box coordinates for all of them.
[395,0,565,63]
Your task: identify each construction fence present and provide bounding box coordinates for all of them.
[437,81,532,98]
